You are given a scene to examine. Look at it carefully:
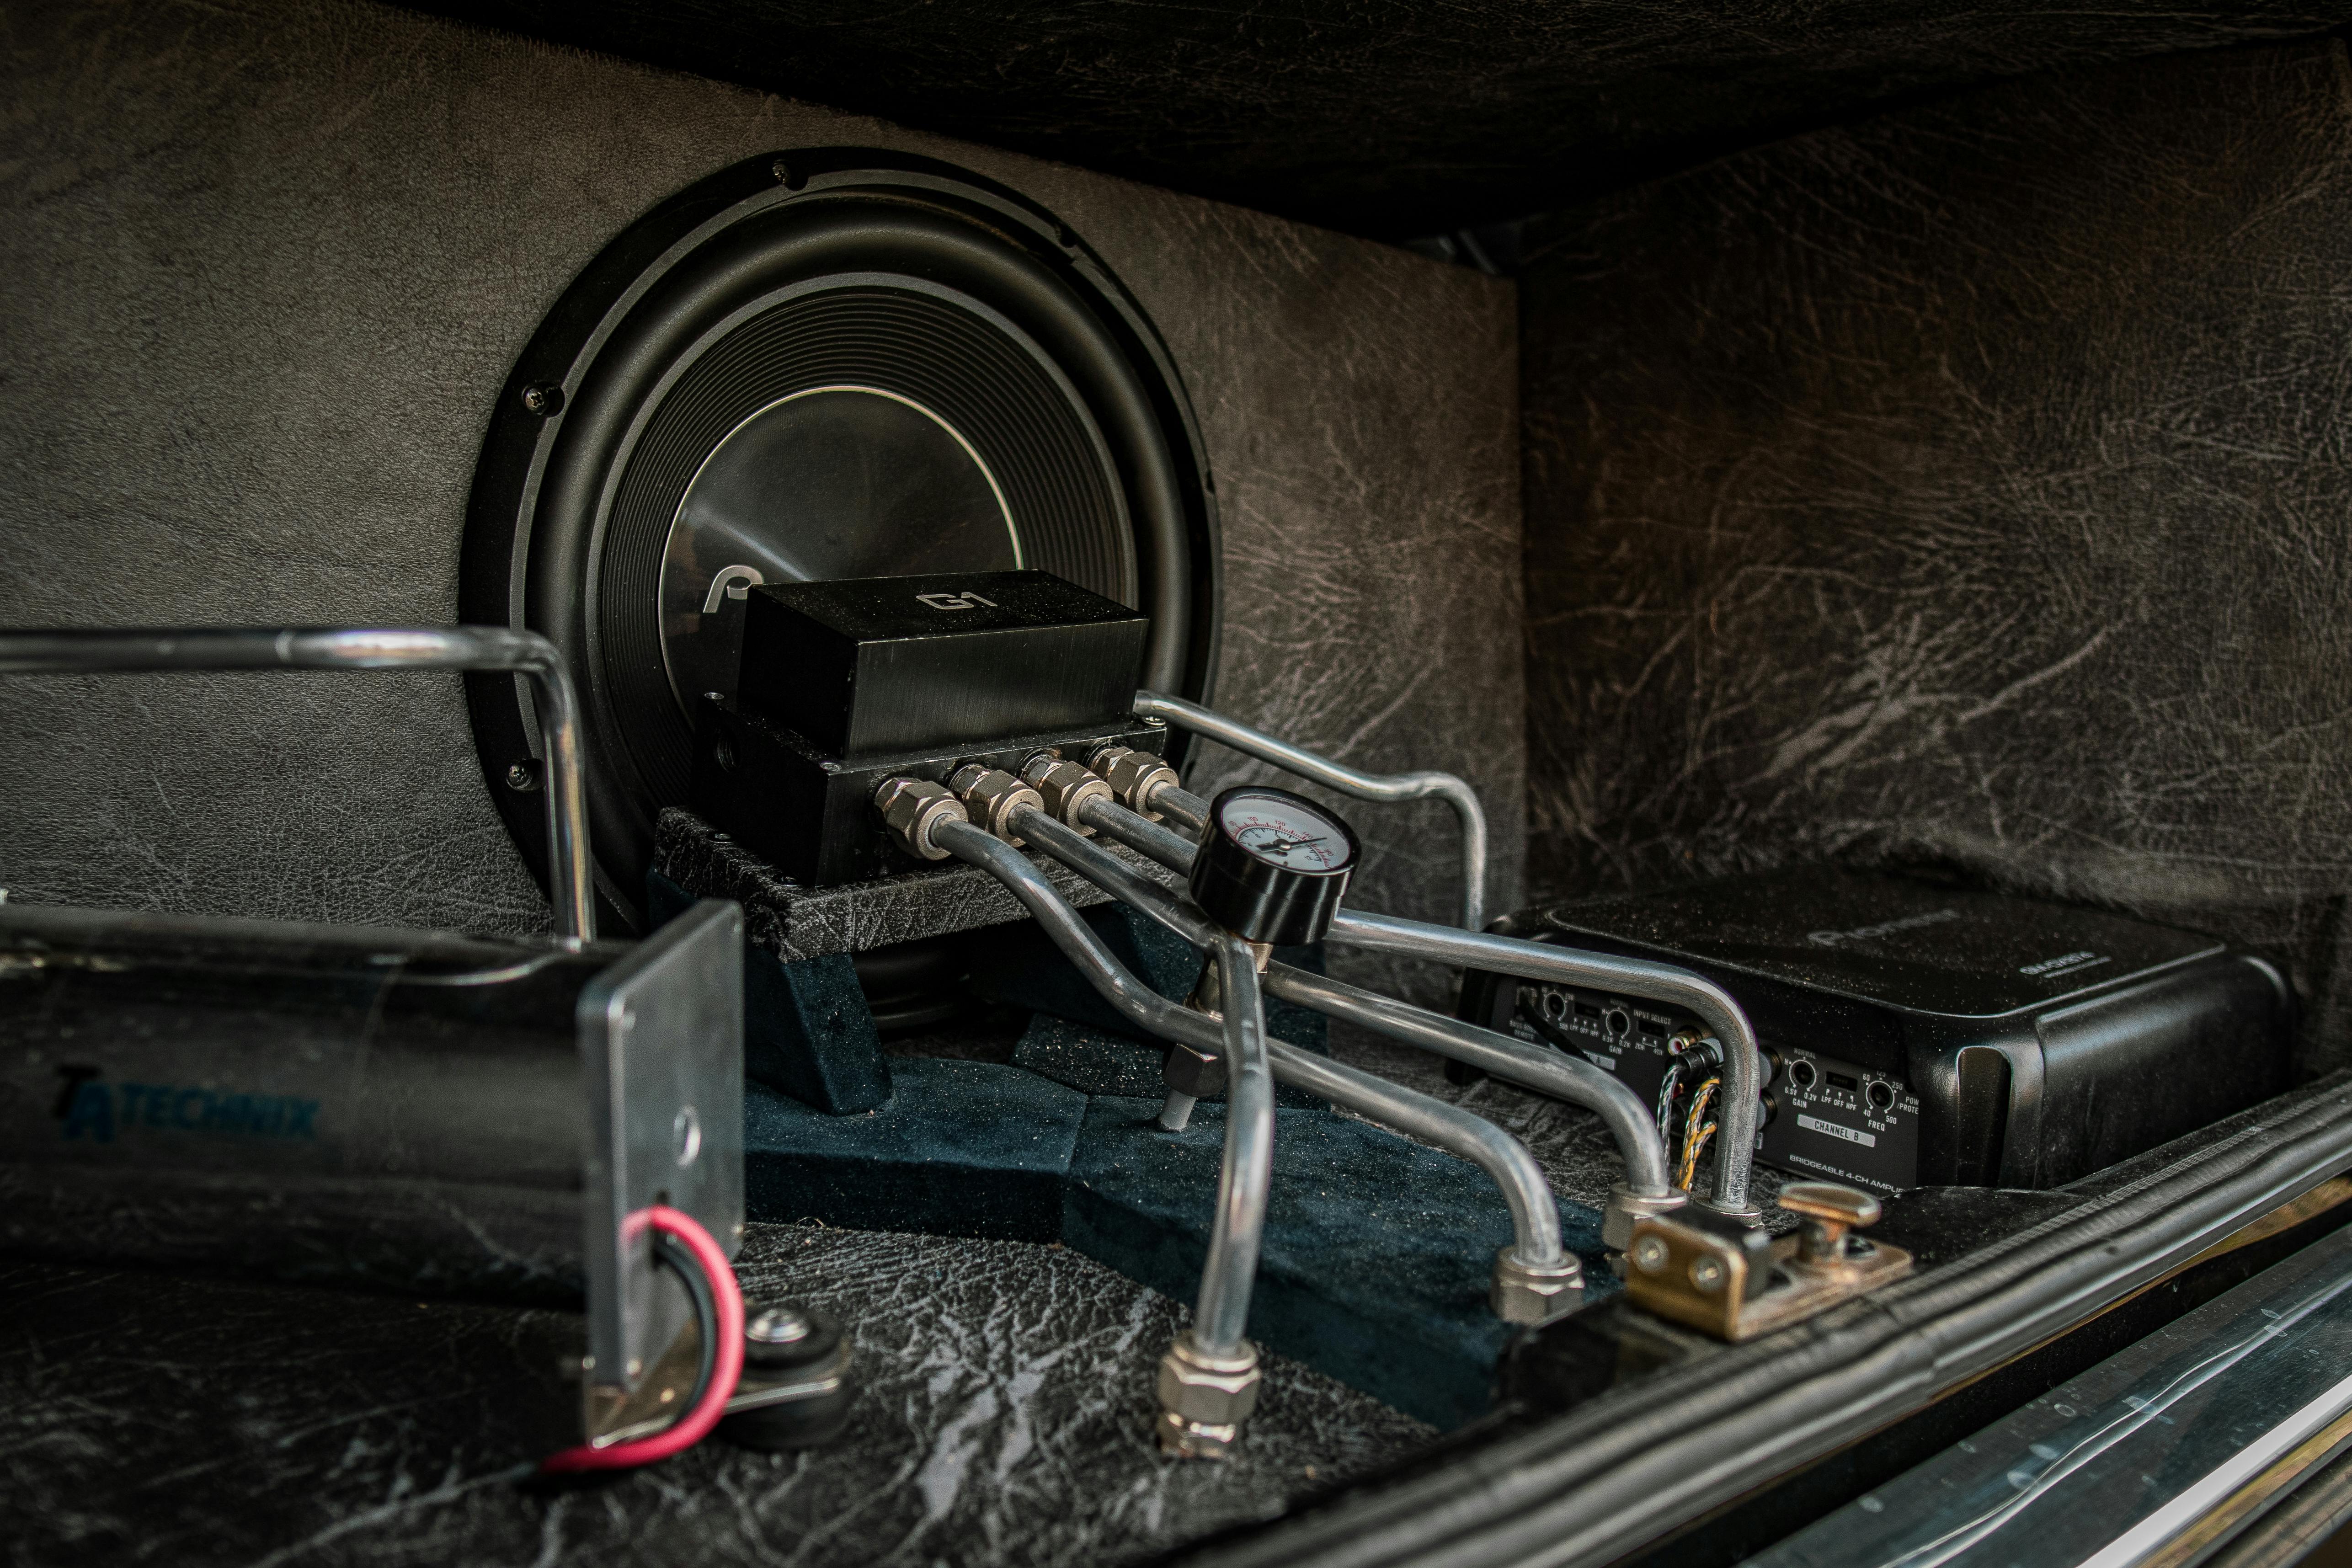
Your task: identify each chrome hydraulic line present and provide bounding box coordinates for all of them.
[1263,963,1675,1203]
[936,812,1577,1324]
[937,816,1274,1453]
[1323,908,1763,1216]
[1045,798,1679,1238]
[992,804,1576,1298]
[1191,935,1275,1363]
[0,626,595,943]
[1058,787,1760,1217]
[1019,807,1217,947]
[1077,791,1202,873]
[1133,690,1488,931]
[1154,784,1211,835]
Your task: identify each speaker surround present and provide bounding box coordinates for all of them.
[463,151,1217,926]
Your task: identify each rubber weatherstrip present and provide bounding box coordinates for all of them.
[1165,1072,2352,1568]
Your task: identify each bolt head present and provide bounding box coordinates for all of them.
[1689,1254,1728,1294]
[1631,1234,1671,1274]
[1162,1040,1225,1098]
[519,382,565,416]
[747,1307,812,1345]
[504,759,540,792]
[1777,1181,1880,1229]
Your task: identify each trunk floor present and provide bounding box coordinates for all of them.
[0,1224,1431,1568]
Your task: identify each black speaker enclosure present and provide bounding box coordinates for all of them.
[463,150,1218,929]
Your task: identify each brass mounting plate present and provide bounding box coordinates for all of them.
[1626,1214,1914,1341]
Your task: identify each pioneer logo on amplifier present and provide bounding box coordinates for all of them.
[1807,907,1961,948]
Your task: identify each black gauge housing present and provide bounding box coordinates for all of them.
[1188,785,1359,946]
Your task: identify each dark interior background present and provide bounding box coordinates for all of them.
[1519,37,2352,1077]
[409,1,2352,238]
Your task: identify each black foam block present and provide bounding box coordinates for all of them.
[650,869,892,1114]
[743,1060,1087,1242]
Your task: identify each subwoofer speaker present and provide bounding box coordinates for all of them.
[462,150,1217,928]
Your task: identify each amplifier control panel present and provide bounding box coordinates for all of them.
[1480,981,1920,1194]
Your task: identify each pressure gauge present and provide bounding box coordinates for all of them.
[1189,786,1361,946]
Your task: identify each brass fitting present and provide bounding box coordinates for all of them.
[1777,1180,1881,1268]
[1601,1182,1690,1252]
[1489,1246,1585,1325]
[873,777,966,861]
[946,764,1043,845]
[1019,752,1113,831]
[1089,745,1180,821]
[1155,1332,1260,1458]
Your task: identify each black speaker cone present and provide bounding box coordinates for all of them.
[464,152,1217,929]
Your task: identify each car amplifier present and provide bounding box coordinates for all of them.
[1457,869,2293,1193]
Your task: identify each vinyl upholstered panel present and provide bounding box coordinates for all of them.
[403,0,2352,236]
[1520,38,2352,1072]
[0,0,1520,955]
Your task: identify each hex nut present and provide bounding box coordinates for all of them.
[947,766,1043,844]
[1156,1334,1260,1429]
[873,777,966,861]
[1490,1247,1586,1325]
[1091,746,1180,820]
[1601,1183,1690,1251]
[1163,1040,1226,1098]
[1020,755,1114,830]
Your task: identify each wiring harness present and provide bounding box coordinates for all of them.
[540,1205,746,1474]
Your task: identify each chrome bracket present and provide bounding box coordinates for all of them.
[580,898,744,1441]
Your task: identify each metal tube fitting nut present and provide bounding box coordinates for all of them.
[946,765,1044,845]
[1090,745,1181,821]
[1163,955,1230,1098]
[1601,1182,1690,1252]
[1155,1332,1260,1458]
[1020,753,1114,832]
[873,776,967,861]
[1163,1040,1225,1099]
[1490,1246,1586,1325]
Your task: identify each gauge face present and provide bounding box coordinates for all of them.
[1215,789,1355,874]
